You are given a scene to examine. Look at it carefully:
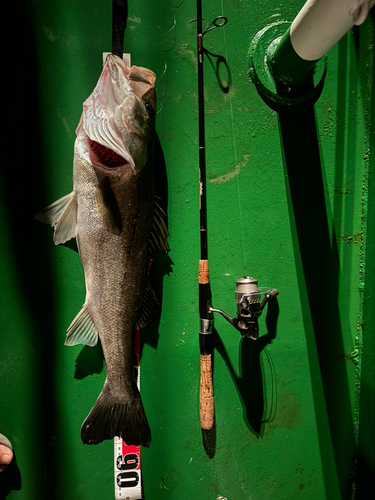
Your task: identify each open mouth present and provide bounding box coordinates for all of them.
[89,140,128,168]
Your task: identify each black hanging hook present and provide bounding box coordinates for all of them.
[112,0,128,58]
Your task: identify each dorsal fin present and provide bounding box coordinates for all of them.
[136,280,160,330]
[148,200,170,256]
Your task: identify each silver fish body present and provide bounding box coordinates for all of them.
[36,55,169,447]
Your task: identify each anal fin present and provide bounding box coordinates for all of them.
[66,304,99,347]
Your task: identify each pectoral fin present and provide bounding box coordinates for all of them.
[65,305,99,347]
[35,192,78,245]
[95,177,122,235]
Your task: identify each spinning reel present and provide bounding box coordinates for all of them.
[210,276,279,340]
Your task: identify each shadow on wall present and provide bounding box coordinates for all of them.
[201,298,279,458]
[356,10,375,500]
[249,19,360,496]
[276,80,354,499]
[203,47,231,94]
[141,133,174,355]
[0,454,21,500]
[0,1,63,497]
[0,453,21,500]
[220,296,279,434]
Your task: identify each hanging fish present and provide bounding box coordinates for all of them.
[36,54,169,447]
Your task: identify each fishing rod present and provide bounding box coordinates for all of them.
[197,0,213,430]
[195,1,227,431]
[195,2,279,433]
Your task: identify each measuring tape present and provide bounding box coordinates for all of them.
[114,328,142,499]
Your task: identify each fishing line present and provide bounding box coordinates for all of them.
[156,62,168,101]
[261,346,277,423]
[163,16,177,52]
[174,0,186,8]
[156,101,165,143]
[159,61,168,80]
[220,0,247,269]
[155,65,167,138]
[162,0,187,53]
[155,62,167,142]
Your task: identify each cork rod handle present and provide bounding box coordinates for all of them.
[200,353,214,430]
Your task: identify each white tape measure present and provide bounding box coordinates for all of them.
[114,329,142,499]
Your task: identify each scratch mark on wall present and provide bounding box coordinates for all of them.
[58,111,72,138]
[43,26,58,42]
[160,472,171,490]
[43,27,69,45]
[209,154,250,184]
[335,187,351,195]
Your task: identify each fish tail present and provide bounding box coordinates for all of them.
[81,382,151,447]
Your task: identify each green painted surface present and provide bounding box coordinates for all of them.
[0,1,373,499]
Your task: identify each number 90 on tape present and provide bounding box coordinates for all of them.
[114,438,142,499]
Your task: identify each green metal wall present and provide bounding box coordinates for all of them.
[0,1,374,499]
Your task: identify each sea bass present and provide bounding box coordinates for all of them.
[36,55,169,447]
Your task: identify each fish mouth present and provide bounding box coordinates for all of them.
[89,139,129,168]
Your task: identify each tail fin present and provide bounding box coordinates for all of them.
[81,383,151,447]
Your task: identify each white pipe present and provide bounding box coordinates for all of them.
[291,0,375,61]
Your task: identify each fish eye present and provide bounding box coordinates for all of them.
[145,101,155,116]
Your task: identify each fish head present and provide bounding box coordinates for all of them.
[115,64,157,173]
[80,54,156,174]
